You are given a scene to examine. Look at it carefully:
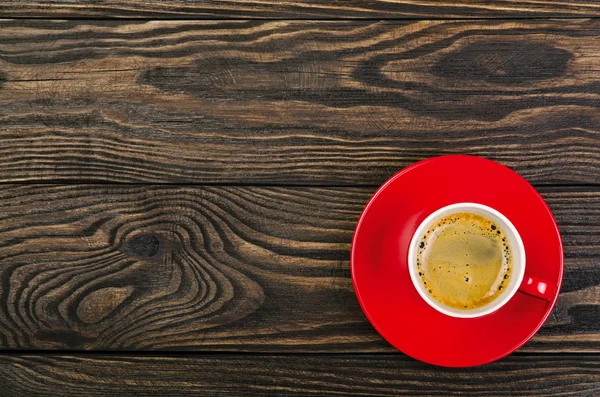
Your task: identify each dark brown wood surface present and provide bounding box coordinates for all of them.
[1,354,599,396]
[0,0,599,19]
[0,184,594,352]
[2,0,599,393]
[2,19,600,185]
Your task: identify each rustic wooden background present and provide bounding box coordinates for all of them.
[1,2,600,396]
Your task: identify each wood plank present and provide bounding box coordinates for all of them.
[0,0,599,19]
[1,19,600,185]
[0,184,597,352]
[1,354,599,396]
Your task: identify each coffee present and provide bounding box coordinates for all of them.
[415,212,512,310]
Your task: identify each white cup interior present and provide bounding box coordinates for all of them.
[408,203,526,318]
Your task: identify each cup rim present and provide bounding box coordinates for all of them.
[408,202,526,318]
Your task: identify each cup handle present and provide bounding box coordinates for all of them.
[518,275,555,301]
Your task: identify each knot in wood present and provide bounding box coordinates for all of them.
[124,234,160,258]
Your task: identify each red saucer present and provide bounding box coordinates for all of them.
[351,155,563,367]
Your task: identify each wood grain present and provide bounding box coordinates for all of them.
[0,184,597,352]
[1,354,600,396]
[1,19,600,185]
[0,0,599,19]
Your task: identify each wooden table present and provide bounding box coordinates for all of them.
[1,1,600,395]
